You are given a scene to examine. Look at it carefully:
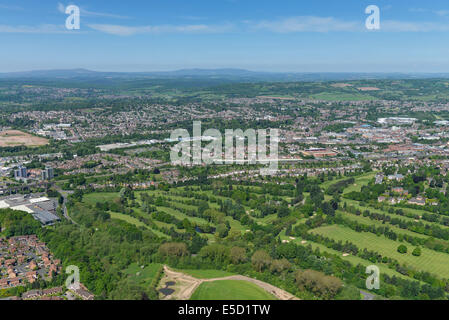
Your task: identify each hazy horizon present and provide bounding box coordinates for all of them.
[2,0,449,73]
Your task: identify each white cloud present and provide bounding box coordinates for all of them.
[250,16,362,33]
[409,8,429,13]
[57,2,130,19]
[435,10,449,17]
[0,24,70,34]
[249,16,449,33]
[87,23,234,36]
[57,2,65,13]
[409,8,449,17]
[382,20,449,32]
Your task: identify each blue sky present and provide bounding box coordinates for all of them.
[1,0,449,72]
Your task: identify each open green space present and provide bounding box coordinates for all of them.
[343,199,449,230]
[123,263,163,285]
[279,232,420,281]
[108,211,168,238]
[83,192,119,205]
[190,280,277,300]
[342,172,376,194]
[337,210,428,239]
[311,225,449,278]
[177,269,236,279]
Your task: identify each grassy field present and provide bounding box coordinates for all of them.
[123,263,163,285]
[336,210,428,239]
[109,211,146,227]
[279,232,419,281]
[342,172,376,194]
[108,211,168,238]
[190,280,276,300]
[343,199,449,230]
[80,184,303,243]
[311,225,449,278]
[177,269,236,279]
[83,192,119,205]
[155,205,210,225]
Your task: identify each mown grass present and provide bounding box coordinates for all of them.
[342,172,376,194]
[279,232,420,281]
[177,269,236,279]
[123,263,163,285]
[190,280,276,300]
[343,199,449,230]
[108,211,168,238]
[311,225,449,278]
[82,192,119,205]
[336,210,428,239]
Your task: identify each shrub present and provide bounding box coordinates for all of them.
[412,247,422,257]
[397,244,408,254]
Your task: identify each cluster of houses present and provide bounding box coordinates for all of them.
[0,235,95,300]
[18,283,94,300]
[0,235,61,289]
[377,187,437,207]
[21,287,64,300]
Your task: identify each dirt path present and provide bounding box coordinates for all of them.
[160,266,299,300]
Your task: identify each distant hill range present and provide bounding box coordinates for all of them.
[1,68,449,82]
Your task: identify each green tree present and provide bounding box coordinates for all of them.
[251,250,272,272]
[397,244,408,254]
[229,247,247,264]
[412,247,422,257]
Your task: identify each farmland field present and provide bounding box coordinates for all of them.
[0,130,48,147]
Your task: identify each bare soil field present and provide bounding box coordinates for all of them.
[331,83,353,88]
[357,87,380,91]
[0,130,48,147]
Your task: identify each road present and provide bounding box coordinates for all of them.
[53,184,78,226]
[360,290,375,300]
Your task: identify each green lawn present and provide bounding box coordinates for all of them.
[311,225,449,278]
[83,192,119,205]
[279,232,419,281]
[342,172,376,194]
[337,210,428,239]
[343,199,448,230]
[225,216,246,233]
[108,212,168,238]
[123,263,163,285]
[156,206,210,225]
[190,280,277,300]
[178,269,236,279]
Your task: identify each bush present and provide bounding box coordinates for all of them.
[397,245,408,254]
[295,269,342,299]
[412,247,422,257]
[158,242,189,257]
